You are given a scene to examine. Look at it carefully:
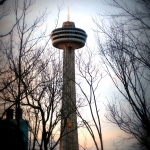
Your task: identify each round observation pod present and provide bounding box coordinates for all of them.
[50,21,87,49]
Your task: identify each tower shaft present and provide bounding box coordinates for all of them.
[50,19,87,150]
[60,46,78,150]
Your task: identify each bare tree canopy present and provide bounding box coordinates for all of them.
[76,47,105,150]
[94,0,150,149]
[0,0,64,149]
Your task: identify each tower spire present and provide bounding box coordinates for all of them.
[68,7,70,21]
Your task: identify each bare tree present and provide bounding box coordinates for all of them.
[94,0,150,149]
[0,0,64,150]
[76,47,105,150]
[23,49,63,150]
[0,0,18,37]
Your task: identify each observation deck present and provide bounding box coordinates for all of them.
[50,21,87,49]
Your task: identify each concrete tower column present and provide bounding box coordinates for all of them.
[60,46,78,150]
[50,20,87,150]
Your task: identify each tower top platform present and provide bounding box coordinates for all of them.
[50,21,87,49]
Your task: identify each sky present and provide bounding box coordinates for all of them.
[0,0,138,150]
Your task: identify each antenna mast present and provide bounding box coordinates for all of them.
[68,7,70,21]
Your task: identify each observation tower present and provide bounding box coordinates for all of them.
[50,10,87,150]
